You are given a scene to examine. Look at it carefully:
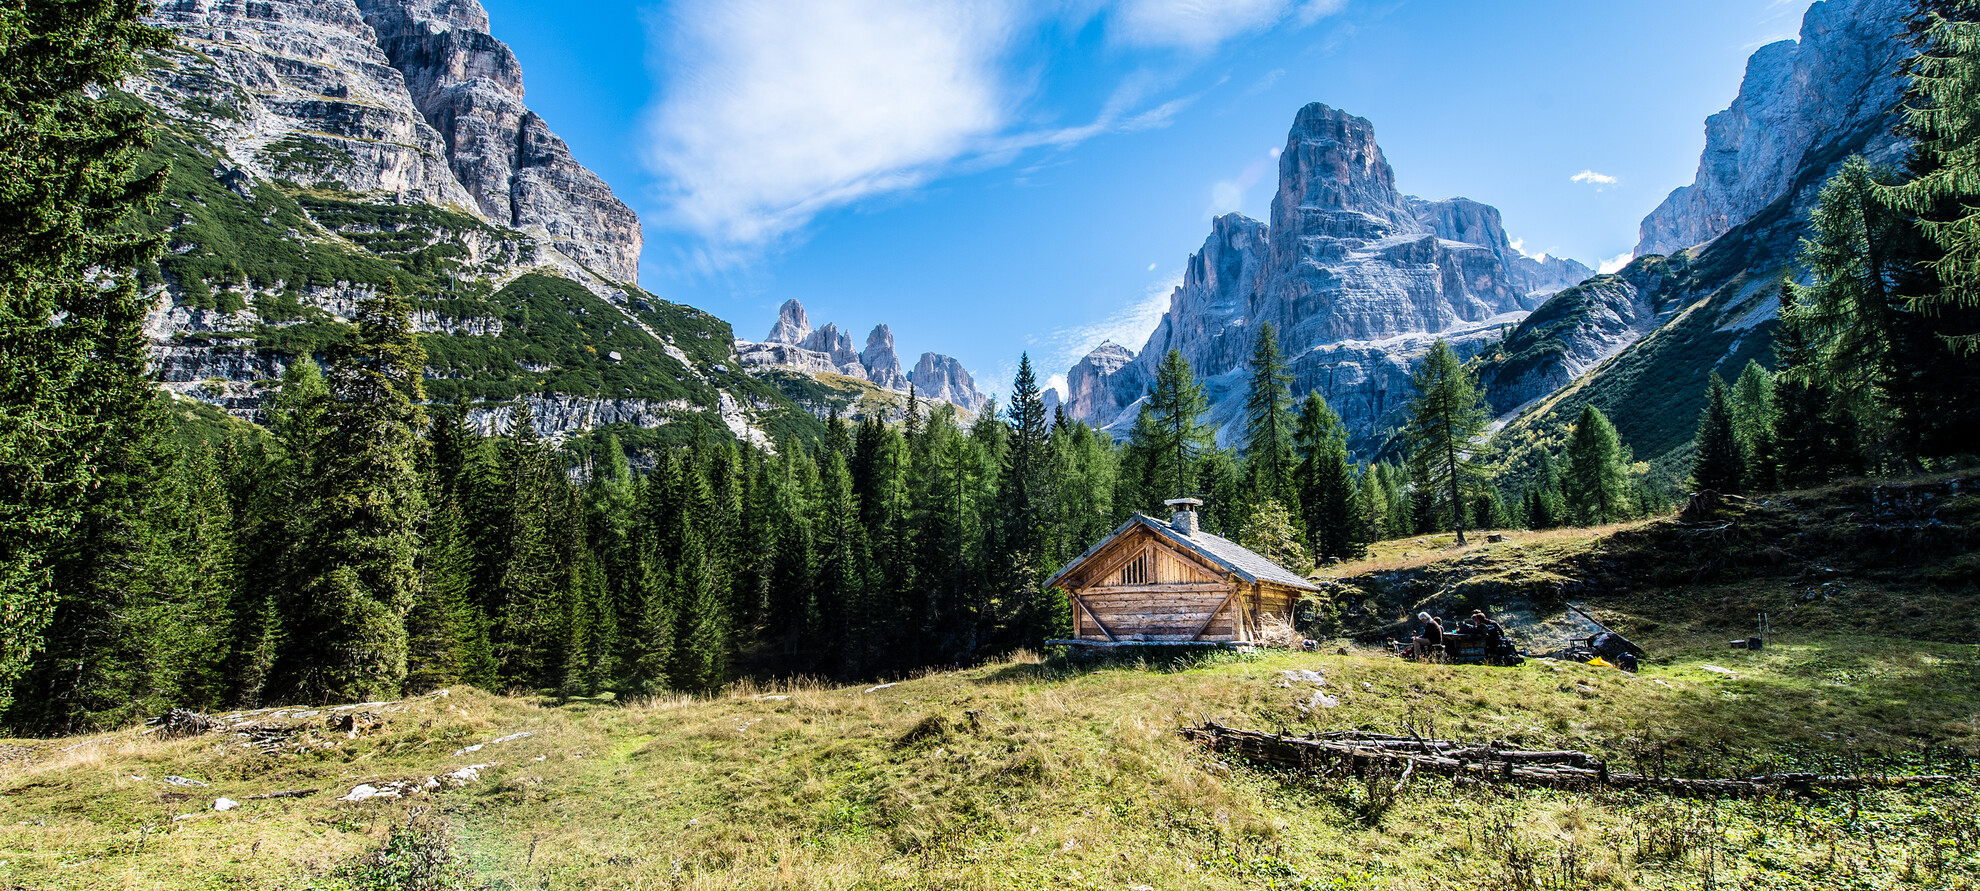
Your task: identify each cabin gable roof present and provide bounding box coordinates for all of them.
[1046,514,1320,593]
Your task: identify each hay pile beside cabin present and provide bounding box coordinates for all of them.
[1046,499,1319,646]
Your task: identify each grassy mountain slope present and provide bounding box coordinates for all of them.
[4,476,1974,890]
[136,112,824,450]
[1479,124,1888,494]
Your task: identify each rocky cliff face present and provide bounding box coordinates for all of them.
[1061,103,1593,447]
[1487,0,1917,487]
[355,0,643,282]
[139,0,641,283]
[127,0,813,448]
[737,299,989,414]
[1635,0,1911,258]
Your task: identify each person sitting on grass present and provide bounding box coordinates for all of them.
[1412,611,1444,660]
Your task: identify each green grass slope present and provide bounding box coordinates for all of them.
[132,108,823,450]
[1482,122,1889,493]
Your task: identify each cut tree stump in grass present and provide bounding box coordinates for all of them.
[1183,722,1968,798]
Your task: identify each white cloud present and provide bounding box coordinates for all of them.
[1509,238,1548,263]
[1571,169,1620,186]
[644,0,1015,245]
[643,0,1340,249]
[1599,251,1635,274]
[1111,0,1345,50]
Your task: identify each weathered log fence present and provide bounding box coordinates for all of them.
[1183,722,1966,798]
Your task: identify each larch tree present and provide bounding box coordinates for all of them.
[1401,341,1491,545]
[1134,349,1213,507]
[1885,0,1980,353]
[1241,322,1296,508]
[1729,361,1778,492]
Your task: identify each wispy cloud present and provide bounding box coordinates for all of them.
[1571,169,1619,186]
[1599,251,1635,274]
[1110,0,1343,51]
[642,0,1346,252]
[1031,272,1180,383]
[1509,237,1548,263]
[643,0,1015,245]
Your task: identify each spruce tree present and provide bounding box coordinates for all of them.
[269,283,429,703]
[1773,284,1845,487]
[1241,323,1296,508]
[1691,373,1745,494]
[489,402,567,689]
[1562,405,1632,525]
[990,355,1066,650]
[667,522,730,694]
[1729,362,1778,492]
[625,529,675,693]
[1294,392,1364,562]
[0,0,171,715]
[1401,341,1491,544]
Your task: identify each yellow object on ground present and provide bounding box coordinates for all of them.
[1588,656,1613,668]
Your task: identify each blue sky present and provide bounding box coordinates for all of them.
[479,0,1818,398]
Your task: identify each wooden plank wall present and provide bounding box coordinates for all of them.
[1065,527,1312,643]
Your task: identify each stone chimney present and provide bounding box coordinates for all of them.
[1165,498,1203,536]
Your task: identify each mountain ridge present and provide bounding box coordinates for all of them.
[129,0,820,449]
[1059,103,1593,449]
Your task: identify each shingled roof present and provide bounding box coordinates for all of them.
[1045,514,1321,592]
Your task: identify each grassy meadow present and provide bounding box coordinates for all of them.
[3,629,1974,890]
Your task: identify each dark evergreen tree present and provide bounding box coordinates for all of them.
[0,0,171,714]
[1563,405,1633,525]
[268,283,430,703]
[667,521,729,694]
[988,355,1064,650]
[1692,373,1745,494]
[1294,392,1364,562]
[1401,341,1491,544]
[1773,284,1848,487]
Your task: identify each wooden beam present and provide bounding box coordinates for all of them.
[1071,595,1118,642]
[1076,537,1153,590]
[1188,589,1241,642]
[1083,582,1231,595]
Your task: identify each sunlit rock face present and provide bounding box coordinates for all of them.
[1062,103,1592,448]
[737,299,988,413]
[139,0,642,282]
[1634,0,1911,259]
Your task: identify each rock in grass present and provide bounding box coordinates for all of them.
[213,798,238,811]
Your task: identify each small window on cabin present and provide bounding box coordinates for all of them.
[1119,552,1150,585]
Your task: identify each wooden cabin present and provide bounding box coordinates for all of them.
[1045,499,1321,644]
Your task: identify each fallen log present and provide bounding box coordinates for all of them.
[245,789,318,800]
[1183,722,1967,799]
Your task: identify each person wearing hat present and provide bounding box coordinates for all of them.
[1411,611,1444,660]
